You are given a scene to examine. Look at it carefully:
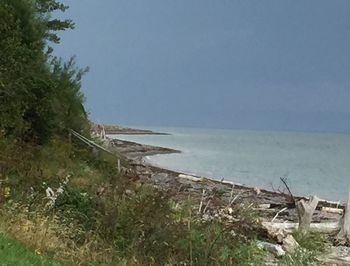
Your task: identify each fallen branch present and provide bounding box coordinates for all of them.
[198,189,206,214]
[203,199,211,214]
[280,177,296,205]
[271,207,288,223]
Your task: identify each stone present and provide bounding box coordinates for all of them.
[257,241,285,257]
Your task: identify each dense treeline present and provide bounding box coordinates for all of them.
[0,0,89,144]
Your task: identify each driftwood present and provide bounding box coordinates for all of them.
[271,207,288,222]
[296,196,320,232]
[322,206,343,215]
[336,186,350,244]
[262,221,340,235]
[279,178,321,233]
[178,174,203,182]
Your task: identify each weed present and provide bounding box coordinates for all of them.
[0,134,268,265]
[292,230,328,253]
[278,247,315,266]
[278,231,328,266]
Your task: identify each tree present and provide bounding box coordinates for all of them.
[0,0,89,144]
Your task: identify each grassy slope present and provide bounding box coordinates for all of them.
[0,233,59,266]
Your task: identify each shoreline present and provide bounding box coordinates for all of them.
[103,127,344,224]
[101,125,350,264]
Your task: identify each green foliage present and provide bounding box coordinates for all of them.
[1,135,268,265]
[54,186,95,227]
[292,230,328,253]
[98,188,266,265]
[279,231,328,266]
[278,247,315,266]
[0,0,89,144]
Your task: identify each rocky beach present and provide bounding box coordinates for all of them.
[99,124,350,265]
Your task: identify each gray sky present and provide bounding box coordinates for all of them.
[55,0,350,132]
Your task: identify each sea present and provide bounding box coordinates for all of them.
[109,127,350,202]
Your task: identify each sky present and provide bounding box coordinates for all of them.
[54,0,350,133]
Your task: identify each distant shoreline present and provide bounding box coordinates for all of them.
[101,124,169,135]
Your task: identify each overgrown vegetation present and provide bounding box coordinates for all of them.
[0,135,268,264]
[279,231,328,266]
[0,0,294,265]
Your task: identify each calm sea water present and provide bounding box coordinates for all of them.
[109,127,350,201]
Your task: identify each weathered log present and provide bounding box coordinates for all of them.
[336,186,350,244]
[321,206,343,215]
[262,221,340,235]
[178,174,203,182]
[296,195,320,232]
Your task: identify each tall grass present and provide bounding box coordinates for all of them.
[0,135,267,265]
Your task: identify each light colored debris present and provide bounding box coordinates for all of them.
[45,175,70,208]
[322,206,343,215]
[271,207,288,222]
[203,199,211,214]
[262,221,340,235]
[198,189,206,214]
[178,174,203,182]
[228,192,242,206]
[228,183,235,204]
[218,208,240,222]
[296,195,320,232]
[317,246,350,266]
[282,235,299,253]
[257,204,271,209]
[257,241,285,257]
[254,187,261,195]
